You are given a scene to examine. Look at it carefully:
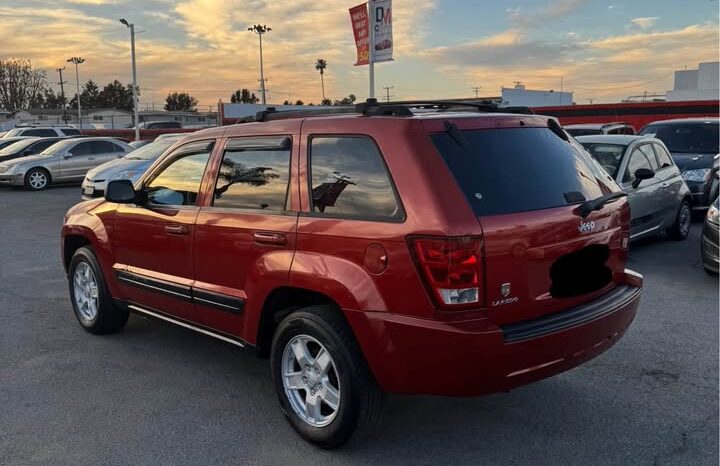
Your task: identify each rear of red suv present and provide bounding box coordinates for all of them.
[61,102,641,449]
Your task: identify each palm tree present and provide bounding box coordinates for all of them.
[315,59,327,102]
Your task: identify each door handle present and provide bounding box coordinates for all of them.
[164,224,190,235]
[661,182,669,188]
[253,232,287,245]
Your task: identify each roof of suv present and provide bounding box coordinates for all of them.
[564,122,631,130]
[575,135,654,145]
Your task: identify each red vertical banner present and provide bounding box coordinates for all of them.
[349,3,369,66]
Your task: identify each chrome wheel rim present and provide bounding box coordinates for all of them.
[29,171,47,189]
[73,262,99,323]
[679,204,691,236]
[281,334,341,428]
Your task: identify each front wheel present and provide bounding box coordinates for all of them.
[68,247,129,334]
[271,306,384,449]
[668,200,691,241]
[24,168,50,191]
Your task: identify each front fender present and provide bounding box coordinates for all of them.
[288,251,388,311]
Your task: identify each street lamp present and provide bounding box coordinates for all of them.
[248,24,271,105]
[66,57,85,130]
[120,18,140,141]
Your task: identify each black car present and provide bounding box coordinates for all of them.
[638,118,719,211]
[0,137,66,162]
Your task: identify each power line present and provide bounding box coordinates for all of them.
[472,86,481,98]
[569,73,675,91]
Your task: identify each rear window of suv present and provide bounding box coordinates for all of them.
[431,127,605,216]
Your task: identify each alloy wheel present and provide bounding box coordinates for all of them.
[73,262,99,323]
[281,334,341,428]
[28,171,48,189]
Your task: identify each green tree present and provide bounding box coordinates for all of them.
[97,80,135,111]
[165,92,198,112]
[320,98,332,106]
[333,94,356,106]
[315,58,327,101]
[294,100,304,106]
[42,88,66,109]
[230,88,258,104]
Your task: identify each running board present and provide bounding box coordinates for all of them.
[127,304,246,349]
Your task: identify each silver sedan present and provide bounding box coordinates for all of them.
[0,137,132,190]
[576,134,692,241]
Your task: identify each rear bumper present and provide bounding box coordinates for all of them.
[346,269,642,397]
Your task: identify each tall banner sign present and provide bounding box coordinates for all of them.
[350,0,393,66]
[372,0,393,63]
[349,3,370,65]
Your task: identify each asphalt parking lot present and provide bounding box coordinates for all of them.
[0,186,717,466]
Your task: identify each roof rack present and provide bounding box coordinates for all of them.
[253,98,534,122]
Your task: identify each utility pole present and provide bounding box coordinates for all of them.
[120,18,140,141]
[67,57,85,130]
[472,86,481,98]
[382,86,394,102]
[56,67,67,122]
[248,24,271,105]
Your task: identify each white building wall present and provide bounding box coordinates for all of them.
[667,61,719,101]
[500,87,573,107]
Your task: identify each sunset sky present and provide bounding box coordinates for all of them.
[1,0,718,109]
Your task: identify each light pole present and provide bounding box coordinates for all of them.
[120,18,140,141]
[67,57,84,130]
[248,24,271,105]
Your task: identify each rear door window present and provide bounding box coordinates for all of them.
[431,127,605,216]
[92,141,117,154]
[213,137,291,211]
[309,136,401,221]
[70,141,95,156]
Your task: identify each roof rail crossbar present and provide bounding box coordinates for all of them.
[248,99,534,123]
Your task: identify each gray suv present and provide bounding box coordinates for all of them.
[0,137,132,190]
[577,135,692,240]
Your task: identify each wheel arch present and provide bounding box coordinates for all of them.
[254,286,346,358]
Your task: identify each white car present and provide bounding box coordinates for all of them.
[2,127,82,138]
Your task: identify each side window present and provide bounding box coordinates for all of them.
[309,136,401,220]
[607,127,622,135]
[145,142,213,206]
[111,142,127,153]
[25,129,56,137]
[623,126,635,135]
[92,141,117,154]
[70,141,94,156]
[624,145,658,183]
[61,128,81,136]
[213,137,291,211]
[653,143,674,169]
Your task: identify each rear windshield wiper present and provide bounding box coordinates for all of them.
[575,191,627,218]
[443,120,468,146]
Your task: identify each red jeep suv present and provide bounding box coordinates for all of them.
[62,100,643,448]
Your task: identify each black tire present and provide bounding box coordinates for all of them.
[24,168,51,191]
[270,305,384,449]
[68,246,128,334]
[668,200,691,241]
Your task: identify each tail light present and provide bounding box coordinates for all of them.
[409,236,484,309]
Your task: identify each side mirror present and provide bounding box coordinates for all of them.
[63,152,73,159]
[105,179,141,204]
[632,168,655,188]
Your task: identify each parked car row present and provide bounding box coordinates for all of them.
[0,137,133,190]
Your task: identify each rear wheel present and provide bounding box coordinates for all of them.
[668,200,691,241]
[24,168,50,191]
[68,246,128,334]
[270,306,384,449]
